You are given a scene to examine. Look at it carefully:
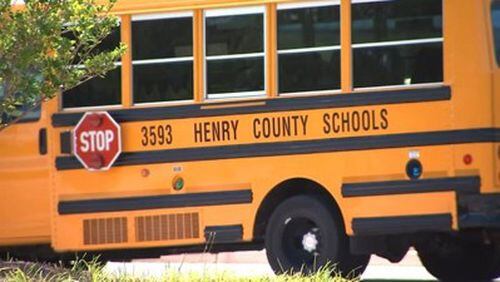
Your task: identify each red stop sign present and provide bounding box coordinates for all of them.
[73,112,122,171]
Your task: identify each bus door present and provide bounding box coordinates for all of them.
[0,106,51,243]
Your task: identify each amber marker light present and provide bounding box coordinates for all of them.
[141,168,150,177]
[463,154,473,165]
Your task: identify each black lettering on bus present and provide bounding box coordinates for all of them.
[221,121,230,141]
[323,114,331,134]
[341,112,350,132]
[362,110,371,131]
[141,127,148,146]
[158,125,165,145]
[141,124,173,146]
[300,115,308,135]
[149,125,157,145]
[203,122,210,142]
[372,110,380,130]
[283,117,291,137]
[212,121,221,141]
[194,120,239,143]
[381,108,389,129]
[253,115,309,139]
[230,120,239,140]
[253,119,261,139]
[291,116,299,136]
[262,118,271,138]
[332,113,341,133]
[272,117,281,137]
[352,111,360,132]
[194,123,202,143]
[165,125,173,144]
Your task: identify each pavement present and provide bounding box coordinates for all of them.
[106,248,437,280]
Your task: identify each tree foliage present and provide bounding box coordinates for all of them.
[0,0,125,129]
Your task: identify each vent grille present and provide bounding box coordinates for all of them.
[135,212,199,242]
[83,217,128,245]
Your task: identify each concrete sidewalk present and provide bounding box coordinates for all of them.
[106,249,437,280]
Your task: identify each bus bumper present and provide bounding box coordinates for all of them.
[459,194,500,229]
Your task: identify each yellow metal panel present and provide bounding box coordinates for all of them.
[0,106,51,245]
[193,10,205,102]
[110,0,303,15]
[266,3,278,97]
[341,0,352,93]
[120,15,133,108]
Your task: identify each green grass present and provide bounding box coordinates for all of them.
[0,259,358,282]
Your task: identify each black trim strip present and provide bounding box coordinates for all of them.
[204,225,243,243]
[352,214,452,236]
[56,128,500,170]
[17,116,41,124]
[52,86,451,127]
[342,176,480,197]
[60,131,72,154]
[39,128,47,155]
[58,189,252,215]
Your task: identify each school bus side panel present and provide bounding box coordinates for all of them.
[51,95,455,251]
[487,0,500,189]
[447,0,496,192]
[0,106,51,245]
[48,0,494,252]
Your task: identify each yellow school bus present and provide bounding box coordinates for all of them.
[2,0,500,279]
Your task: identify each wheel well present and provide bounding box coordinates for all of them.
[253,178,342,241]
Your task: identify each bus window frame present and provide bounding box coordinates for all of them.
[60,19,123,112]
[350,0,445,92]
[204,6,268,100]
[131,11,195,106]
[351,81,446,94]
[490,0,500,68]
[276,0,342,96]
[60,103,123,113]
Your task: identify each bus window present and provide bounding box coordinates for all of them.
[352,0,443,88]
[18,106,41,122]
[205,7,265,99]
[62,26,122,109]
[277,1,340,94]
[132,13,194,104]
[492,0,500,65]
[0,83,40,122]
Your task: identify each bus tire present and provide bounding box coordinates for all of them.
[416,233,500,280]
[264,195,369,277]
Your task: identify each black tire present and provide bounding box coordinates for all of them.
[416,233,500,280]
[264,195,369,277]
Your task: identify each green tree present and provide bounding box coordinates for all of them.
[0,0,126,129]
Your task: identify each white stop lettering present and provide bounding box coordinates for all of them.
[80,130,115,152]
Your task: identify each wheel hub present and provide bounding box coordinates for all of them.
[302,231,319,253]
